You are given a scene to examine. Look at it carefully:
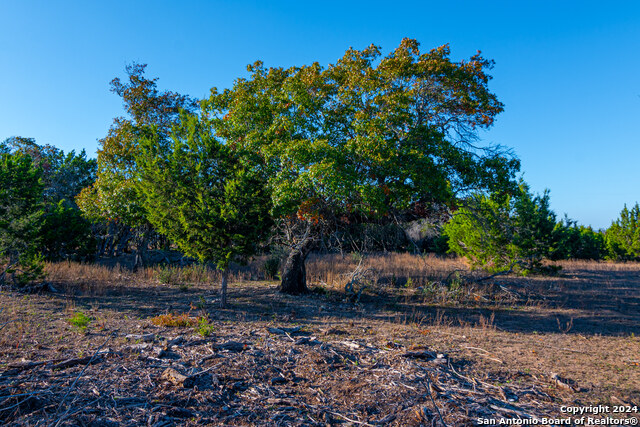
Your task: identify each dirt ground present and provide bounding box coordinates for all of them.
[0,256,638,426]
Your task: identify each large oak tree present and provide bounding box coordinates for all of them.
[203,39,519,294]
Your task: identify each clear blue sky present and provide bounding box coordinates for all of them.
[1,0,639,229]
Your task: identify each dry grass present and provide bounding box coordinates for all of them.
[32,254,640,293]
[557,258,640,271]
[42,259,256,296]
[42,252,470,297]
[39,254,640,316]
[306,252,469,289]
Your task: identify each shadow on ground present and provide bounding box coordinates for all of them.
[49,264,640,337]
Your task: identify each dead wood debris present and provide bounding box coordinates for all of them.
[1,326,581,426]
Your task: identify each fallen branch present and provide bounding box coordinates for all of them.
[475,268,514,283]
[2,357,71,377]
[50,354,106,371]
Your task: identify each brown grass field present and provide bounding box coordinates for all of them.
[0,254,639,426]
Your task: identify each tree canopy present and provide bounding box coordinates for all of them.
[1,137,97,265]
[77,64,196,227]
[1,137,96,206]
[76,64,198,265]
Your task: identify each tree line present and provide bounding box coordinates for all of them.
[443,183,640,275]
[1,39,638,302]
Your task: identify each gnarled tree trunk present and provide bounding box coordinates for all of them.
[279,238,314,294]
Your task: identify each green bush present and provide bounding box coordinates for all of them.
[550,217,605,260]
[156,266,181,286]
[605,203,640,260]
[4,252,46,287]
[444,184,557,274]
[263,256,281,280]
[444,194,514,273]
[40,200,96,261]
[69,312,91,330]
[196,316,215,337]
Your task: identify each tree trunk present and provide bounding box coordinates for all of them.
[220,269,229,308]
[279,239,313,295]
[114,228,131,257]
[1,254,18,285]
[102,222,118,256]
[133,229,149,272]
